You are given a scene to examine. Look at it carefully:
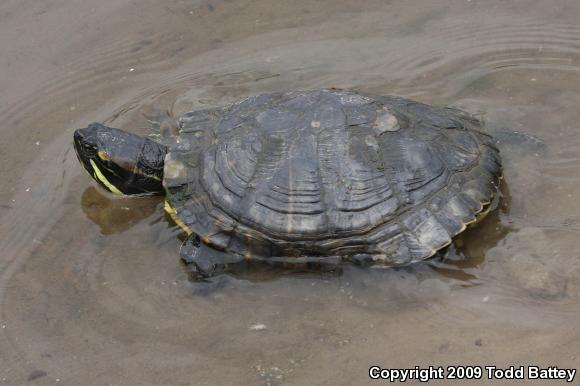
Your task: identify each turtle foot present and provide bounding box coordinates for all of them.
[180,235,243,278]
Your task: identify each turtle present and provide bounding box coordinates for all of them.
[73,89,502,278]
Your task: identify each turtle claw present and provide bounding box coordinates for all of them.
[180,235,243,278]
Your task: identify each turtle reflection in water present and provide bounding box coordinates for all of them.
[73,89,502,278]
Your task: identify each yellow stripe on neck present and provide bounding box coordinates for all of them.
[164,200,193,235]
[89,159,124,195]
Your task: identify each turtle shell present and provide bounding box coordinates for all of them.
[163,90,501,265]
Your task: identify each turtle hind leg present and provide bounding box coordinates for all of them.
[252,255,343,274]
[180,235,244,278]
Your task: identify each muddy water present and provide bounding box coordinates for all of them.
[1,0,580,384]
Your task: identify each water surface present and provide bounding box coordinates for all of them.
[1,0,580,384]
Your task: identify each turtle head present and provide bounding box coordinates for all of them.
[73,123,168,195]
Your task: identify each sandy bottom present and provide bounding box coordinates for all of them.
[1,0,580,384]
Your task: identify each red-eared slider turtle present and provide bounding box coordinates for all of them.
[73,89,502,277]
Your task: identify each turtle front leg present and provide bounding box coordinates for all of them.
[180,235,244,278]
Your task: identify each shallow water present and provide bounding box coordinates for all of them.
[1,0,580,384]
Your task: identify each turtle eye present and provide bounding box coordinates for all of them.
[98,151,110,161]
